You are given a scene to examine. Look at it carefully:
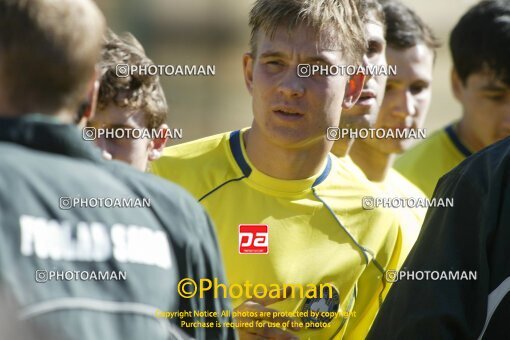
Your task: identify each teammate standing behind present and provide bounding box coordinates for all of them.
[0,0,233,339]
[88,30,169,172]
[328,3,398,338]
[153,0,402,338]
[395,0,510,198]
[332,0,388,159]
[347,0,439,262]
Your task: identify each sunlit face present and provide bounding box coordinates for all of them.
[453,68,510,150]
[87,104,153,171]
[243,24,361,149]
[370,43,434,154]
[340,15,387,130]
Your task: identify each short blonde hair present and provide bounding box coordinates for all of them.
[97,30,168,130]
[249,0,365,64]
[0,0,105,114]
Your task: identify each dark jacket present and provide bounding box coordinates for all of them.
[0,114,235,340]
[368,136,510,340]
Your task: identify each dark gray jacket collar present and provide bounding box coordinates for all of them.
[0,114,103,163]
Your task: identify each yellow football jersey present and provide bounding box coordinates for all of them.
[152,129,401,339]
[376,168,426,267]
[336,155,367,181]
[336,158,425,267]
[331,158,424,339]
[394,123,471,198]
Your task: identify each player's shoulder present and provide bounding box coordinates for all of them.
[0,142,116,187]
[150,130,243,200]
[320,155,388,211]
[0,141,73,166]
[443,136,510,186]
[426,137,510,242]
[335,155,368,182]
[327,155,378,194]
[106,160,209,227]
[395,127,447,167]
[387,168,427,199]
[152,131,232,175]
[0,143,49,188]
[394,126,456,197]
[0,142,40,170]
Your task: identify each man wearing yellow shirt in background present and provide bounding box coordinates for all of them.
[345,0,439,263]
[332,0,387,160]
[395,0,510,198]
[153,0,402,339]
[329,2,398,337]
[331,4,438,335]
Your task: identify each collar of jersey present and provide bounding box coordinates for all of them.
[0,114,103,162]
[445,123,472,157]
[227,129,332,196]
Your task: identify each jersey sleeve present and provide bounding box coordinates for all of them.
[366,166,490,339]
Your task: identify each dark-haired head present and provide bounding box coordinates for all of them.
[381,0,440,55]
[358,0,385,26]
[450,0,510,86]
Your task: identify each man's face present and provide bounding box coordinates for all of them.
[340,16,387,130]
[87,104,152,171]
[453,69,510,149]
[371,44,434,153]
[243,24,361,149]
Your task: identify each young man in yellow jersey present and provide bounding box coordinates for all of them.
[395,0,510,198]
[345,0,439,263]
[152,0,403,338]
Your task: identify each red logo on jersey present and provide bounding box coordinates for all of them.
[239,224,269,254]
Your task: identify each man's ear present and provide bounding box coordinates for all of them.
[243,53,255,95]
[342,73,365,109]
[148,123,169,161]
[76,68,100,127]
[451,68,464,102]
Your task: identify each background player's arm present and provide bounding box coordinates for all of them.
[367,171,490,339]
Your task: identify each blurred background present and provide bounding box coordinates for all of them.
[96,0,479,145]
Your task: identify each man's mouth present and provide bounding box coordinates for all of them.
[272,106,304,119]
[356,90,376,106]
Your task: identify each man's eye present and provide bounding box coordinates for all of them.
[266,60,283,66]
[487,94,506,102]
[367,42,382,55]
[410,85,427,95]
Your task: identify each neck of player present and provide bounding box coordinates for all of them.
[349,139,393,182]
[244,128,331,180]
[456,119,481,152]
[331,138,352,158]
